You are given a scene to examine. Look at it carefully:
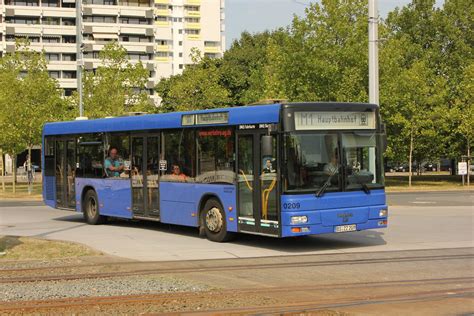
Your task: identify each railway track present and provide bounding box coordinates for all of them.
[0,277,472,313]
[1,252,473,284]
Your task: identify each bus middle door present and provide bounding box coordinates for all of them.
[237,130,279,236]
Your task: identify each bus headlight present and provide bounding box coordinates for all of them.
[291,216,308,224]
[379,209,388,217]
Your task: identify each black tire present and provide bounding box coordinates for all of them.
[200,198,233,242]
[83,190,107,225]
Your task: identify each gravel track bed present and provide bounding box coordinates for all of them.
[0,275,208,302]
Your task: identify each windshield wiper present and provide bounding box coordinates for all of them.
[315,166,339,198]
[350,170,371,194]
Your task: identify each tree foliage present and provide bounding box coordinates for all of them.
[82,41,154,118]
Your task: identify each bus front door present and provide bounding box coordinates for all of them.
[131,135,160,218]
[237,132,279,236]
[55,138,76,209]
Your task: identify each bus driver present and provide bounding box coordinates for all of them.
[105,147,124,177]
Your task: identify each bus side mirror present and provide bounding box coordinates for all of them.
[262,135,273,157]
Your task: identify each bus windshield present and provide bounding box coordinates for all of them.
[284,132,384,193]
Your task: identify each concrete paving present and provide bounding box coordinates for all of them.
[0,191,472,261]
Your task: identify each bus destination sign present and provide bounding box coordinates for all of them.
[182,112,229,126]
[294,111,376,130]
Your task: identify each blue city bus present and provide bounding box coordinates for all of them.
[42,102,388,242]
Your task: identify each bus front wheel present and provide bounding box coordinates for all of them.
[201,198,232,242]
[83,190,107,225]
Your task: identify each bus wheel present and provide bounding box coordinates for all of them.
[201,199,232,242]
[83,190,106,225]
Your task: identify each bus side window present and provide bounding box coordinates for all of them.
[161,129,195,182]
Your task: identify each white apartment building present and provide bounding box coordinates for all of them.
[0,0,225,99]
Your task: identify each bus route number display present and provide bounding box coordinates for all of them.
[182,112,229,126]
[295,111,376,130]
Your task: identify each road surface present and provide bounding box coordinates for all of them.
[0,191,472,261]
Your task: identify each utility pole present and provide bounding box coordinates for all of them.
[76,0,84,118]
[368,0,379,105]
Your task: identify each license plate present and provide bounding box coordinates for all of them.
[335,224,356,233]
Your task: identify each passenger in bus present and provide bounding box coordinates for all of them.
[104,147,124,177]
[170,164,187,182]
[263,158,275,173]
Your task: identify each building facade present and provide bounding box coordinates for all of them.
[0,0,225,99]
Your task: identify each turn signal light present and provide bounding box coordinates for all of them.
[378,220,388,226]
[291,227,302,233]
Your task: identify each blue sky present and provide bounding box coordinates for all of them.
[225,0,444,49]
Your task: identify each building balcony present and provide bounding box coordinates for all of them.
[43,43,77,53]
[47,61,76,71]
[57,78,77,89]
[204,46,220,54]
[184,11,200,17]
[155,44,170,51]
[154,8,170,16]
[83,23,120,34]
[154,20,170,27]
[186,34,200,41]
[5,24,42,35]
[184,0,200,4]
[154,0,169,3]
[121,42,154,53]
[184,22,200,29]
[43,25,75,36]
[155,56,170,63]
[120,7,153,18]
[83,5,119,16]
[119,24,154,36]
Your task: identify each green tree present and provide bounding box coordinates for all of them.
[156,49,231,112]
[82,41,154,118]
[266,0,369,102]
[0,41,68,193]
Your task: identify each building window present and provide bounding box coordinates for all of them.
[197,128,235,184]
[62,71,77,79]
[64,88,75,96]
[179,52,183,57]
[42,0,59,7]
[62,18,75,26]
[63,54,76,61]
[5,17,40,24]
[43,17,60,25]
[62,36,76,43]
[185,29,199,35]
[43,37,60,43]
[179,41,182,46]
[48,71,60,78]
[45,53,60,61]
[179,64,183,69]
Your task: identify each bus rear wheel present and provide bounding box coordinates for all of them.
[83,190,107,225]
[201,198,232,242]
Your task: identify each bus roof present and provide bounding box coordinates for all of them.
[43,102,378,136]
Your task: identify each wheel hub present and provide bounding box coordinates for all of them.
[206,207,223,232]
[88,198,97,217]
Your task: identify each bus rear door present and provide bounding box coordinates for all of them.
[131,134,160,218]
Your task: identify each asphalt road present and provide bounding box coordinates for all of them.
[0,190,472,261]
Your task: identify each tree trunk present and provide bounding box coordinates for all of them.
[28,146,32,194]
[0,149,4,193]
[408,131,414,188]
[12,155,17,194]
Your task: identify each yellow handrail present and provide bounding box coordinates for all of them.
[261,176,277,220]
[239,169,253,191]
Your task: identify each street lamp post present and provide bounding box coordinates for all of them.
[76,0,84,118]
[368,0,379,105]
